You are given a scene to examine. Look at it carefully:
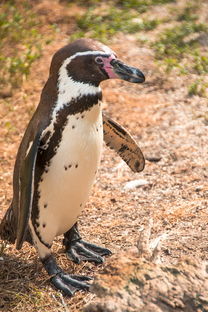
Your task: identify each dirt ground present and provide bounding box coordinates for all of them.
[0,1,208,311]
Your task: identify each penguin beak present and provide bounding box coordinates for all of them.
[110,59,145,83]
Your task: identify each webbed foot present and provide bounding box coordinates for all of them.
[65,239,112,264]
[42,254,91,296]
[63,223,112,264]
[51,272,91,296]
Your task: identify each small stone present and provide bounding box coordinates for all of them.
[110,198,116,203]
[146,156,161,163]
[0,88,12,98]
[195,186,203,192]
[124,179,149,190]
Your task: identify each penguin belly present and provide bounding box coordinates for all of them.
[34,107,103,245]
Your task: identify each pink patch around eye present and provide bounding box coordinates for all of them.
[102,55,117,78]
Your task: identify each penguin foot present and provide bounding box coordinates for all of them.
[65,239,112,264]
[42,254,91,296]
[51,272,91,296]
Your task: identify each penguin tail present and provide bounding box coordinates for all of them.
[0,205,16,244]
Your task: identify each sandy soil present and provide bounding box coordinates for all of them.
[0,1,208,311]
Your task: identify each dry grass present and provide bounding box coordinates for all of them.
[0,0,208,311]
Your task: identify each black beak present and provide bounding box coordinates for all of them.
[110,59,145,83]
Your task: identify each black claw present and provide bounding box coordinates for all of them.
[63,224,112,264]
[42,254,91,296]
[51,275,75,296]
[51,273,91,296]
[61,273,91,289]
[65,239,112,264]
[67,247,81,264]
[80,240,112,256]
[70,274,93,281]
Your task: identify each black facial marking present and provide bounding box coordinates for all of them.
[75,164,78,168]
[66,54,109,86]
[43,223,46,228]
[64,166,67,170]
[81,115,84,119]
[72,125,75,129]
[44,203,47,208]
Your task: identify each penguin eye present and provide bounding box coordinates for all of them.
[95,56,104,65]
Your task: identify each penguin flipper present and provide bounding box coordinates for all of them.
[16,132,41,250]
[103,113,145,172]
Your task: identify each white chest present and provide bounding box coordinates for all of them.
[35,104,103,243]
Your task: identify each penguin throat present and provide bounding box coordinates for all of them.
[53,76,101,116]
[40,79,102,150]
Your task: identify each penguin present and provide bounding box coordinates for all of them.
[0,39,145,296]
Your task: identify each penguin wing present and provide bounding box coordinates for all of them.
[103,113,145,172]
[16,131,42,249]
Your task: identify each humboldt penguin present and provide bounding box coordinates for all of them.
[0,39,145,296]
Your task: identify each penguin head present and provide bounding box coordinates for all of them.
[49,39,145,87]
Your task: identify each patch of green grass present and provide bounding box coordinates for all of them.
[153,1,207,71]
[151,0,208,97]
[153,21,207,58]
[188,80,208,97]
[0,2,43,88]
[152,19,208,81]
[176,4,198,22]
[72,0,176,12]
[74,7,161,42]
[193,52,208,74]
[118,0,176,10]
